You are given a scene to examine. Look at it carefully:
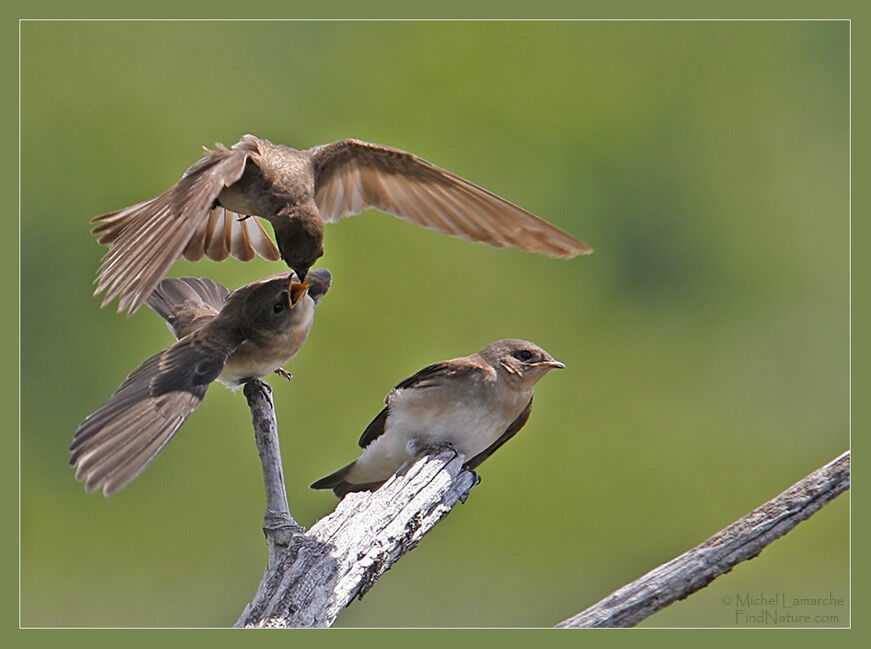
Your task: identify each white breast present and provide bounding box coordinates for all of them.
[217,299,314,388]
[346,383,531,485]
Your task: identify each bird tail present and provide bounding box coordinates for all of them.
[310,462,384,499]
[145,277,231,339]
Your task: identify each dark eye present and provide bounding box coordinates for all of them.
[511,349,533,362]
[273,301,285,314]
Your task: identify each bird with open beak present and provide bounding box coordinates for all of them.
[70,269,331,496]
[92,134,592,313]
[311,339,565,498]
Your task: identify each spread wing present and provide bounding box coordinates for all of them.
[145,276,231,339]
[309,139,592,259]
[464,397,533,470]
[91,138,278,315]
[69,329,241,496]
[357,359,491,448]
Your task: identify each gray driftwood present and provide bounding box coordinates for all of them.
[235,379,478,628]
[557,450,850,628]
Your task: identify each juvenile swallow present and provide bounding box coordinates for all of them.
[70,270,331,496]
[92,135,592,313]
[311,339,564,498]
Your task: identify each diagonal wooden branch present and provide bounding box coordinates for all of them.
[557,450,850,629]
[235,379,479,628]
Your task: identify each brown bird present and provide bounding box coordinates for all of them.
[70,269,331,496]
[311,339,564,498]
[92,135,592,314]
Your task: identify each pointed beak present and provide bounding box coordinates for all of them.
[536,359,566,370]
[288,281,310,308]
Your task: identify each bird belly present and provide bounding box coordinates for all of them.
[217,309,313,388]
[217,159,297,217]
[347,392,520,484]
[218,178,285,218]
[395,402,507,456]
[218,347,285,388]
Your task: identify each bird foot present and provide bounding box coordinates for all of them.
[273,368,293,381]
[407,438,458,459]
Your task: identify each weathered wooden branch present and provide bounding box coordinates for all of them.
[557,450,851,628]
[243,381,301,544]
[235,379,479,628]
[237,380,847,628]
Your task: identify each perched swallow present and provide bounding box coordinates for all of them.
[311,339,564,498]
[70,270,331,496]
[92,134,592,313]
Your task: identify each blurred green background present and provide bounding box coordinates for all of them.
[20,21,848,628]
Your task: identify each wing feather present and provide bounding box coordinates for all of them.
[70,328,241,495]
[310,139,592,258]
[243,216,281,261]
[204,208,230,261]
[189,207,280,263]
[391,359,489,392]
[92,143,254,314]
[145,276,230,339]
[228,213,253,261]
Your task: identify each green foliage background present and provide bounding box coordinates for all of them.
[20,21,848,627]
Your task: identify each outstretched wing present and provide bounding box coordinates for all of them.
[69,329,241,496]
[145,276,231,339]
[309,139,592,259]
[91,138,277,314]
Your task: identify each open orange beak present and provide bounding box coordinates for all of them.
[288,281,310,308]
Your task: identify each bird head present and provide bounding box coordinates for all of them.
[481,339,565,390]
[276,205,325,282]
[235,273,313,338]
